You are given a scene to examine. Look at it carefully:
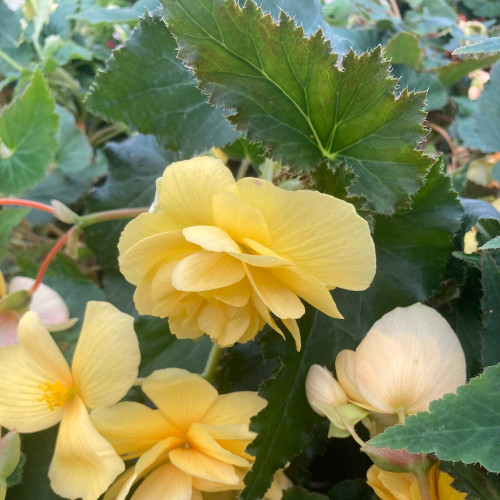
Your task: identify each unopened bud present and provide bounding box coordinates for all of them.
[0,290,31,314]
[51,200,79,224]
[306,365,348,416]
[363,446,432,474]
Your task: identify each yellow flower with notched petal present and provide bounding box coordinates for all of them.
[118,157,376,350]
[92,368,266,500]
[367,464,467,500]
[336,303,466,422]
[0,301,140,500]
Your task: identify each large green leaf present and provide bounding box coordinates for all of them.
[476,60,500,152]
[453,37,500,55]
[87,14,238,157]
[0,69,59,194]
[370,364,500,473]
[242,310,332,500]
[163,0,432,214]
[481,252,500,367]
[461,0,500,17]
[436,54,500,86]
[384,32,422,70]
[440,462,500,500]
[70,0,159,24]
[84,134,177,270]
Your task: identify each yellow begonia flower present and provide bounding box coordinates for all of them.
[367,464,467,500]
[336,303,466,421]
[0,301,140,500]
[118,157,376,350]
[0,272,76,347]
[92,368,266,500]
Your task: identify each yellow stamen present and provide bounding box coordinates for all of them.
[38,381,73,411]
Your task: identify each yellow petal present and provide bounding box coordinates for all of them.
[366,465,420,500]
[72,302,140,409]
[17,311,72,385]
[172,252,245,292]
[183,226,241,253]
[142,368,218,432]
[202,280,250,308]
[151,260,178,303]
[0,343,65,432]
[169,447,240,484]
[355,303,466,415]
[245,265,305,319]
[91,402,177,460]
[118,212,183,258]
[0,270,6,298]
[103,468,136,500]
[282,318,301,351]
[158,157,236,227]
[10,277,70,326]
[131,463,192,500]
[119,231,195,285]
[188,423,251,467]
[49,397,124,500]
[116,438,183,500]
[204,392,267,426]
[237,177,376,290]
[192,469,245,492]
[270,266,342,319]
[212,189,271,246]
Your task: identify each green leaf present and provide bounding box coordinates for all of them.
[84,134,177,269]
[163,0,432,214]
[370,364,500,473]
[0,69,59,195]
[436,55,500,86]
[0,208,29,259]
[481,253,500,367]
[55,106,93,173]
[135,316,212,377]
[384,32,422,70]
[480,235,500,250]
[460,0,500,17]
[87,14,238,157]
[70,0,159,24]
[440,462,500,500]
[241,310,335,500]
[476,60,500,152]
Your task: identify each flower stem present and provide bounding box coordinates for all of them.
[133,377,145,386]
[338,414,366,448]
[413,468,432,500]
[0,198,55,214]
[236,159,251,180]
[30,230,73,294]
[79,207,148,228]
[201,345,222,382]
[0,48,23,72]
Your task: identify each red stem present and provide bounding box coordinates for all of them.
[0,198,55,214]
[30,230,73,293]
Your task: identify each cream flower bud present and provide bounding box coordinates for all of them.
[306,364,348,416]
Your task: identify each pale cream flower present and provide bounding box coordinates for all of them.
[92,368,266,500]
[305,364,348,416]
[0,302,140,500]
[336,303,466,421]
[367,464,467,500]
[118,157,375,350]
[0,272,76,347]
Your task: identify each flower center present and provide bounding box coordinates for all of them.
[38,381,73,411]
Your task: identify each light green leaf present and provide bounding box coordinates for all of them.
[163,0,433,214]
[460,0,500,18]
[437,54,500,86]
[0,69,59,195]
[481,253,500,367]
[454,37,500,55]
[384,32,422,70]
[70,0,159,24]
[87,14,238,156]
[476,60,500,151]
[0,208,29,259]
[480,235,500,250]
[370,364,500,473]
[55,106,93,173]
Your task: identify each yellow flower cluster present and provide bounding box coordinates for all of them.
[92,368,266,499]
[118,156,376,350]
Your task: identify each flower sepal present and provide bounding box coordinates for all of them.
[363,445,434,475]
[313,401,368,439]
[0,290,31,314]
